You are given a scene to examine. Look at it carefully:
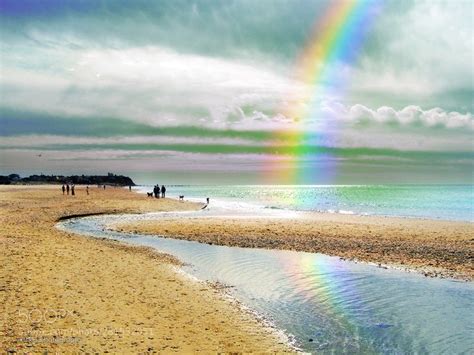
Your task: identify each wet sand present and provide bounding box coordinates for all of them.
[0,186,292,353]
[114,212,473,281]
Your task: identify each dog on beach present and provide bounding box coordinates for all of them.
[179,195,184,201]
[147,192,153,197]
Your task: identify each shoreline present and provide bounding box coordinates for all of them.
[132,183,473,224]
[111,210,473,281]
[55,216,300,351]
[0,185,293,352]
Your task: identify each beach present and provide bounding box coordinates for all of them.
[0,185,292,353]
[113,210,473,281]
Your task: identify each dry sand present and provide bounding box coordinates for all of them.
[0,185,293,353]
[114,212,473,281]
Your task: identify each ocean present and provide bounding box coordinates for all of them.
[137,184,473,222]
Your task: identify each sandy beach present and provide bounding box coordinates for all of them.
[114,211,473,281]
[0,185,292,353]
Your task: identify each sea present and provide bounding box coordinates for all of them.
[136,184,473,222]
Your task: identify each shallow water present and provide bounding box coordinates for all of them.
[136,184,474,221]
[58,212,474,354]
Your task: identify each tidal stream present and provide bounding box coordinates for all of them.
[57,211,474,354]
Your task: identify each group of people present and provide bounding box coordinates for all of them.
[61,184,77,196]
[62,184,90,196]
[60,183,208,205]
[153,184,166,198]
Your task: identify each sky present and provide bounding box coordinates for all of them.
[0,0,472,184]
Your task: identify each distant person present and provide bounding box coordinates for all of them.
[103,185,106,190]
[66,184,70,195]
[206,197,210,204]
[62,185,65,195]
[153,185,159,198]
[161,185,166,198]
[129,185,132,191]
[86,186,89,195]
[71,184,75,196]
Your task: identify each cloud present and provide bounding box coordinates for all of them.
[312,102,473,131]
[0,134,262,148]
[351,0,473,110]
[0,0,472,182]
[1,0,472,128]
[0,44,299,126]
[345,104,473,130]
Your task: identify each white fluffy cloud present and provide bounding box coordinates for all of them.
[346,104,473,129]
[237,102,473,132]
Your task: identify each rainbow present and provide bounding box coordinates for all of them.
[264,2,383,346]
[269,0,382,185]
[277,252,377,351]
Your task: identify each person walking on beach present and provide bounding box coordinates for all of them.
[66,184,70,195]
[86,186,89,195]
[153,185,159,198]
[129,185,132,191]
[161,185,166,198]
[71,184,75,196]
[206,197,210,204]
[62,184,65,195]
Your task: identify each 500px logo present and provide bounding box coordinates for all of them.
[17,308,76,324]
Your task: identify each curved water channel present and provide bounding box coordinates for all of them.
[57,210,474,354]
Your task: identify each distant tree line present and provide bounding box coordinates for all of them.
[0,173,135,186]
